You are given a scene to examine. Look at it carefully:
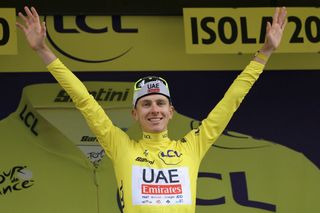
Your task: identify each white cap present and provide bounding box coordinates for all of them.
[133,76,170,106]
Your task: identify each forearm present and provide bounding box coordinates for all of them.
[46,58,120,154]
[46,58,89,103]
[202,61,264,141]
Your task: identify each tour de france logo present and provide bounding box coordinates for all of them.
[0,165,34,196]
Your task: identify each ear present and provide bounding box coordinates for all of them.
[169,105,175,119]
[131,108,138,121]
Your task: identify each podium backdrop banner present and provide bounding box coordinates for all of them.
[0,8,17,55]
[0,8,319,72]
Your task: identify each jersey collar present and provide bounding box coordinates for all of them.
[141,130,170,142]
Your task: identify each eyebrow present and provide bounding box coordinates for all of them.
[140,99,168,103]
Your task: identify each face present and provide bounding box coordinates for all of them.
[132,94,174,133]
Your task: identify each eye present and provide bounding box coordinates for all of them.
[157,100,166,106]
[142,101,151,107]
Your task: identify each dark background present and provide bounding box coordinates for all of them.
[0,69,319,168]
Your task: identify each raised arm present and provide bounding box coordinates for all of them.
[254,7,287,65]
[16,6,129,157]
[16,6,56,65]
[16,6,89,102]
[188,7,288,159]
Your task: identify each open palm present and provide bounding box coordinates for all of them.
[264,7,287,51]
[16,6,46,51]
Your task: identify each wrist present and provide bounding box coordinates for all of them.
[254,50,270,62]
[254,50,269,64]
[258,49,273,58]
[259,45,275,58]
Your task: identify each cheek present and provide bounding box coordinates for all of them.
[136,109,148,120]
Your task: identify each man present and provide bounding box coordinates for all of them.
[16,6,287,212]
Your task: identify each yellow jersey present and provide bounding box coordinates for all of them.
[47,59,264,212]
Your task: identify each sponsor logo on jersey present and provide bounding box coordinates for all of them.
[180,138,187,143]
[135,157,154,165]
[0,166,34,196]
[176,198,184,204]
[143,134,151,139]
[194,128,200,135]
[143,133,168,140]
[143,149,149,157]
[132,166,191,205]
[141,199,152,204]
[158,150,182,165]
[142,183,182,195]
[117,180,125,210]
[54,88,130,102]
[162,133,168,138]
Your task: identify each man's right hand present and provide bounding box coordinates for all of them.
[16,6,57,65]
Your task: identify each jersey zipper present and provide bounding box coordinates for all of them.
[93,164,100,213]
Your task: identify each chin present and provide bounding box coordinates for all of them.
[148,126,165,133]
[149,129,163,133]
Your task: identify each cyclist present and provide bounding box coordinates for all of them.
[16,6,287,212]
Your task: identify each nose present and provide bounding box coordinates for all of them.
[150,102,160,114]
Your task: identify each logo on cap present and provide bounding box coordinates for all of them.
[147,82,160,93]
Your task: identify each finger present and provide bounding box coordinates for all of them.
[24,6,34,20]
[18,12,29,24]
[279,7,287,26]
[31,7,40,21]
[41,21,47,36]
[16,22,27,33]
[266,22,272,34]
[272,7,280,26]
[281,18,287,30]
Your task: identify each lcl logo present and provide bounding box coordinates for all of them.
[19,104,39,136]
[197,172,276,212]
[44,15,138,63]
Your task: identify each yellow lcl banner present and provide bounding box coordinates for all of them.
[183,7,320,54]
[0,7,319,71]
[0,8,17,55]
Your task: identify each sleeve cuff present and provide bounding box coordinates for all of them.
[46,58,61,70]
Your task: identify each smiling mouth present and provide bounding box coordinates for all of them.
[148,118,163,123]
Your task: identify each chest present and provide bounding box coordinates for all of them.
[115,143,196,206]
[123,143,196,169]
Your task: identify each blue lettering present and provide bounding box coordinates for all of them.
[147,83,159,89]
[230,172,276,212]
[196,172,225,205]
[142,169,154,183]
[196,171,276,211]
